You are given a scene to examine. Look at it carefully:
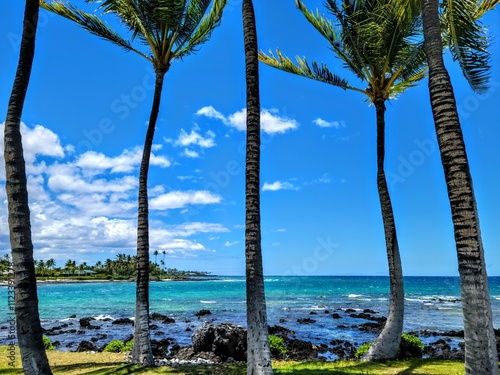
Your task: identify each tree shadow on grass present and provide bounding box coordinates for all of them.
[42,362,246,375]
[272,359,457,375]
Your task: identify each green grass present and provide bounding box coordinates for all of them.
[0,346,470,374]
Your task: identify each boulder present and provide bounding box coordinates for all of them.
[75,340,98,352]
[79,317,100,329]
[112,318,133,325]
[297,318,316,324]
[195,309,212,317]
[192,323,247,361]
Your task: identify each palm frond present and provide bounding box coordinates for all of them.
[258,49,363,93]
[389,66,427,98]
[40,0,149,60]
[475,0,500,18]
[442,0,491,93]
[296,0,369,82]
[175,0,212,48]
[173,0,227,59]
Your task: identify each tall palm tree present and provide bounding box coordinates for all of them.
[4,0,53,373]
[242,1,273,373]
[46,258,55,275]
[259,0,426,359]
[153,249,159,276]
[40,0,228,365]
[420,0,499,372]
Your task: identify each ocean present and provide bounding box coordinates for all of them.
[1,276,500,352]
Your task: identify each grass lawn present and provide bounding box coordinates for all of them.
[0,346,469,374]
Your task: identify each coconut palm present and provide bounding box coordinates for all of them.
[46,258,56,275]
[3,0,53,373]
[40,0,228,365]
[420,0,499,372]
[242,1,273,373]
[259,0,426,359]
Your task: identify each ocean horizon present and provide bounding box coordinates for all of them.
[1,276,499,355]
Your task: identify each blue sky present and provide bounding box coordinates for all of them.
[1,1,499,276]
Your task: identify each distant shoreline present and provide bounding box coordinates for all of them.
[0,277,211,286]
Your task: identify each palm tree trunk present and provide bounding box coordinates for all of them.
[4,1,53,374]
[243,1,273,374]
[420,1,498,373]
[363,98,404,360]
[133,70,166,366]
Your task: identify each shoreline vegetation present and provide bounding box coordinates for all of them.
[0,253,212,285]
[0,346,472,374]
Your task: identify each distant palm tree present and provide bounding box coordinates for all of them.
[420,0,499,372]
[38,259,46,277]
[259,0,426,359]
[46,258,56,275]
[3,0,53,373]
[104,258,113,275]
[242,0,273,373]
[153,250,159,275]
[41,0,228,365]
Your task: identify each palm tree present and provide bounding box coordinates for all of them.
[420,0,498,372]
[38,259,46,277]
[242,1,273,373]
[40,0,228,365]
[153,250,159,276]
[259,0,427,359]
[94,260,102,272]
[46,258,55,276]
[3,0,53,373]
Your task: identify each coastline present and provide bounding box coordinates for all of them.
[0,277,210,286]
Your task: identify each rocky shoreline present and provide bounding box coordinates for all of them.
[6,307,496,364]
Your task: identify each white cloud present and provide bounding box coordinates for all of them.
[0,123,226,263]
[196,106,226,122]
[176,128,216,148]
[224,240,239,247]
[197,106,298,134]
[261,109,298,134]
[75,147,170,174]
[313,118,346,128]
[0,122,65,180]
[149,190,222,210]
[183,149,199,158]
[262,181,299,192]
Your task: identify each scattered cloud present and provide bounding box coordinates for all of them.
[262,181,299,192]
[224,240,240,247]
[305,173,333,186]
[149,190,222,210]
[183,149,199,158]
[313,118,346,129]
[176,127,216,148]
[75,147,170,173]
[0,122,228,263]
[197,106,298,134]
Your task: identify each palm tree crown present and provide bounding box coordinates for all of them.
[259,0,427,104]
[41,0,226,75]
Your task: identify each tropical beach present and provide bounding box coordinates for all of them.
[2,0,500,374]
[2,276,499,358]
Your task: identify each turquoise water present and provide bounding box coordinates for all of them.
[1,276,499,350]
